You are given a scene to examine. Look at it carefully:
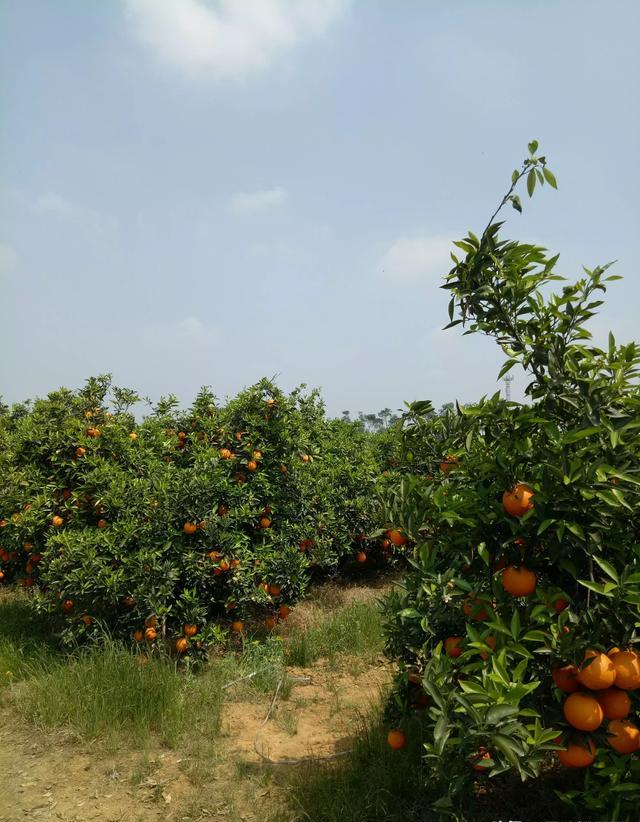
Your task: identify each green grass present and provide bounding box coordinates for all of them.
[13,640,231,746]
[284,601,384,667]
[0,590,61,685]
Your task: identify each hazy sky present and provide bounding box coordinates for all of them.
[1,0,639,417]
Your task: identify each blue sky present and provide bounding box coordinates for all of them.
[1,0,638,417]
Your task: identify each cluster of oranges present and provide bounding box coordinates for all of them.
[553,649,640,765]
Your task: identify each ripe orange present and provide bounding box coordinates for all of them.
[252,450,262,460]
[85,427,101,438]
[75,447,86,458]
[218,559,229,572]
[129,432,137,440]
[183,521,197,535]
[480,636,497,660]
[97,519,107,529]
[269,584,282,596]
[178,431,187,440]
[597,688,631,720]
[387,529,407,547]
[145,615,157,628]
[278,604,291,620]
[51,515,64,528]
[502,484,534,517]
[607,719,640,754]
[230,559,240,568]
[501,565,537,597]
[469,746,491,771]
[231,620,244,633]
[219,448,233,459]
[463,595,490,621]
[444,636,464,658]
[557,738,596,768]
[260,517,272,529]
[387,729,406,750]
[564,692,604,731]
[61,599,74,614]
[439,455,459,473]
[176,637,189,654]
[82,614,92,626]
[145,627,157,642]
[133,630,144,642]
[552,664,580,693]
[356,551,367,563]
[184,624,197,637]
[611,650,640,690]
[247,460,258,472]
[0,571,5,582]
[578,651,616,690]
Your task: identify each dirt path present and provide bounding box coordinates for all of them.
[0,576,397,821]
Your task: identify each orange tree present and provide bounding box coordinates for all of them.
[381,143,640,820]
[0,376,399,652]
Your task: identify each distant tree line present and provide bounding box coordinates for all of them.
[339,403,455,432]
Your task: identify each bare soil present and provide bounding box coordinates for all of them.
[0,578,396,822]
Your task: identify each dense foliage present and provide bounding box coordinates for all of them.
[383,144,640,820]
[0,377,401,653]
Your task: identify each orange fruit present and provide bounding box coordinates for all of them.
[129,432,137,440]
[439,455,459,473]
[501,565,537,597]
[463,595,490,621]
[301,454,310,463]
[134,630,144,642]
[219,448,232,459]
[219,559,230,572]
[387,729,405,750]
[554,598,569,613]
[97,519,107,529]
[552,664,580,693]
[607,719,640,754]
[563,692,604,731]
[81,614,93,626]
[75,447,86,457]
[207,549,220,560]
[85,427,101,438]
[183,521,197,535]
[145,627,157,642]
[51,515,64,527]
[176,637,189,654]
[247,460,258,472]
[387,529,407,546]
[260,517,272,529]
[469,746,491,771]
[0,571,5,582]
[502,484,534,517]
[184,624,197,637]
[597,688,631,720]
[231,620,244,633]
[269,585,282,597]
[61,599,74,614]
[356,551,367,563]
[278,604,291,620]
[611,651,640,690]
[252,450,262,460]
[145,615,157,628]
[578,651,616,690]
[265,615,277,630]
[444,636,464,658]
[557,738,596,768]
[480,636,497,660]
[23,542,33,552]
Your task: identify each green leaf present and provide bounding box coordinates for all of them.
[528,140,539,155]
[511,195,522,213]
[486,704,519,726]
[592,555,619,583]
[527,169,536,197]
[542,167,557,189]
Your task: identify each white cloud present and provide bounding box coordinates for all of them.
[379,234,456,280]
[143,316,220,350]
[229,186,287,214]
[123,0,349,76]
[33,192,112,235]
[0,244,17,274]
